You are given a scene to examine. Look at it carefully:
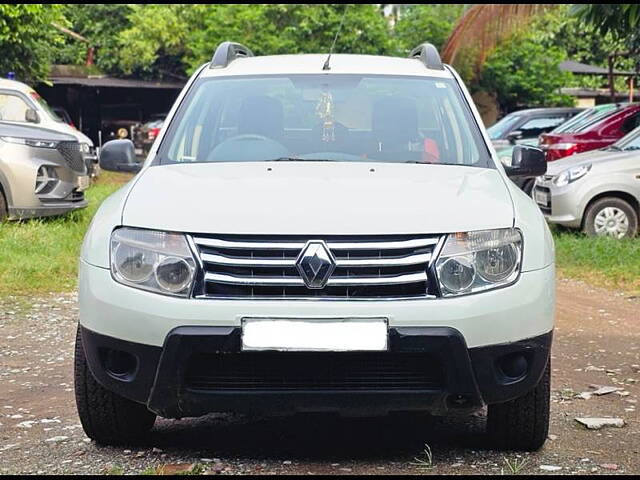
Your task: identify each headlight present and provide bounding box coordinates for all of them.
[435,228,522,297]
[553,164,591,187]
[80,143,90,154]
[110,228,196,297]
[0,136,58,149]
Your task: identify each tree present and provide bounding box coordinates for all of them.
[572,4,640,53]
[479,31,574,113]
[185,4,395,74]
[0,4,66,82]
[393,4,464,55]
[53,4,133,75]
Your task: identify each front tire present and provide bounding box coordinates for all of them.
[74,327,156,445]
[0,189,7,222]
[583,197,638,238]
[486,360,550,451]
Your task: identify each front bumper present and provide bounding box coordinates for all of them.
[79,262,555,349]
[533,182,583,228]
[9,198,88,219]
[80,325,552,418]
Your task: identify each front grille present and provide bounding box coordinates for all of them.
[191,234,442,299]
[56,141,86,173]
[186,352,444,391]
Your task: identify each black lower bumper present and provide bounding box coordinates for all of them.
[80,326,552,419]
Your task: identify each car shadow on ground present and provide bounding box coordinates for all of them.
[144,412,490,460]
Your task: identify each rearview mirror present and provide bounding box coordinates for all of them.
[506,130,523,145]
[504,145,546,179]
[25,108,40,124]
[99,139,142,173]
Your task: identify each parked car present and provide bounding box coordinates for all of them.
[77,42,554,451]
[133,113,166,158]
[0,79,98,176]
[0,122,89,221]
[540,103,640,162]
[100,104,143,143]
[534,126,640,238]
[546,103,619,137]
[488,107,583,194]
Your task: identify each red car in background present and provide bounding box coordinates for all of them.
[540,103,640,161]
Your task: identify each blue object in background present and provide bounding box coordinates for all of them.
[7,72,16,80]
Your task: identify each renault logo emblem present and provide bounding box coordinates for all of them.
[296,241,336,289]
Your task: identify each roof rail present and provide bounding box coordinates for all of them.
[409,43,444,71]
[210,41,254,69]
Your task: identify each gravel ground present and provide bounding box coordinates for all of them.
[0,277,638,475]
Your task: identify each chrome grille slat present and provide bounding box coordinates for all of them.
[192,234,441,299]
[205,271,428,287]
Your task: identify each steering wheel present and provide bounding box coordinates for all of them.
[207,134,289,162]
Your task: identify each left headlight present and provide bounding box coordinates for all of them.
[0,136,58,149]
[435,228,522,297]
[553,164,591,187]
[110,228,196,297]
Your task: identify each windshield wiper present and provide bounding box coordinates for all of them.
[267,157,335,162]
[623,146,640,151]
[603,145,621,151]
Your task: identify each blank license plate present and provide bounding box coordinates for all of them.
[534,189,549,207]
[241,318,388,352]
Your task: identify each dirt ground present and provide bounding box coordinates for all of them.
[0,277,638,475]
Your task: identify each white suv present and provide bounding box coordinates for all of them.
[76,42,555,451]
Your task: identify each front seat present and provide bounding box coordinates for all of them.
[371,96,419,152]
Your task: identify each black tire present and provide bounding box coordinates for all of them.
[74,327,156,445]
[583,196,638,238]
[486,360,550,451]
[0,188,7,222]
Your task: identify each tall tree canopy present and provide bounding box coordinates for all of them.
[0,4,66,82]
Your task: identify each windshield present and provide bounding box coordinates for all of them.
[613,125,640,150]
[486,114,521,140]
[554,104,618,133]
[29,91,63,123]
[158,75,490,167]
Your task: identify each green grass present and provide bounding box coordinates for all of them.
[552,226,640,295]
[1,174,638,296]
[0,171,132,296]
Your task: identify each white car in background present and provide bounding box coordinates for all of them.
[534,126,640,238]
[76,42,555,451]
[0,78,98,174]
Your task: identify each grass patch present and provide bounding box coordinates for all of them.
[552,226,640,295]
[0,171,132,296]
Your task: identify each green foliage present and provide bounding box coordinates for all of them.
[185,4,394,74]
[393,4,464,54]
[479,31,574,112]
[572,4,640,52]
[53,4,133,75]
[0,4,66,82]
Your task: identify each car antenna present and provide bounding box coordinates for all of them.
[322,4,349,71]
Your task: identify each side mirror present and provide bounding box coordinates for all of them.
[99,139,141,173]
[506,130,523,145]
[504,145,546,179]
[25,108,40,124]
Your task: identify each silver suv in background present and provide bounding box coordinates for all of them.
[534,126,640,238]
[0,122,89,221]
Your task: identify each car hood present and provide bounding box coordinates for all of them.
[546,148,631,175]
[123,162,514,235]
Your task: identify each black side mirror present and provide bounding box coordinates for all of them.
[99,139,141,173]
[506,130,523,145]
[25,108,40,124]
[504,145,546,179]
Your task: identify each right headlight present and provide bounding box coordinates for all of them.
[110,228,196,297]
[435,228,522,297]
[0,136,58,149]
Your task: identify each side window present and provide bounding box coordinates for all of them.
[517,116,566,138]
[0,93,30,122]
[621,112,640,135]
